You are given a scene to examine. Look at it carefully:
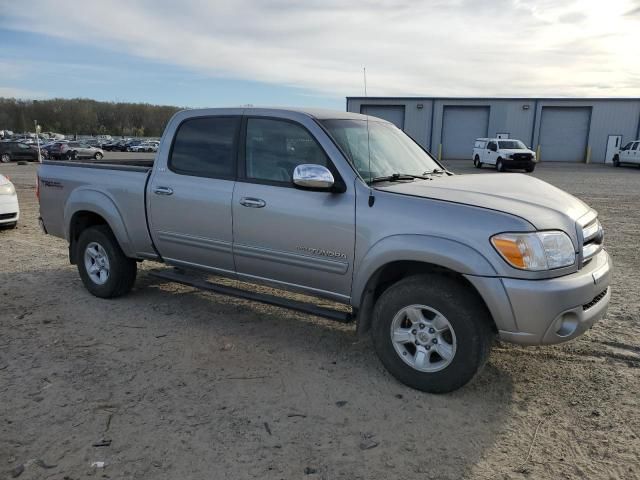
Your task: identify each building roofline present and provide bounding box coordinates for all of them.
[346,96,640,101]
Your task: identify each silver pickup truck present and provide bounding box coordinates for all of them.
[38,107,611,393]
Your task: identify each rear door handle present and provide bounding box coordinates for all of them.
[240,197,266,208]
[153,186,173,196]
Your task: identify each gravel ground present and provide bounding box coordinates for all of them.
[0,155,639,480]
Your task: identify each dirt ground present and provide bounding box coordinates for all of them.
[1,156,639,480]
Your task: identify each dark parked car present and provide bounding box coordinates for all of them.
[104,140,129,151]
[0,141,39,162]
[44,141,69,160]
[124,139,142,152]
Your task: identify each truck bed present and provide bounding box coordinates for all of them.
[38,159,157,260]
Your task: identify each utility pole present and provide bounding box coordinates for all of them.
[34,120,42,163]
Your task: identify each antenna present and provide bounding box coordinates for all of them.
[363,67,368,97]
[363,67,375,207]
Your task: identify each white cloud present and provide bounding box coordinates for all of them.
[2,0,640,98]
[0,85,47,99]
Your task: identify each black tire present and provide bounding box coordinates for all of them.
[613,155,620,167]
[473,155,482,168]
[66,151,77,160]
[496,158,505,172]
[525,163,535,173]
[371,274,493,393]
[94,152,103,160]
[76,225,137,298]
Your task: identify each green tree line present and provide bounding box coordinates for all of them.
[0,97,182,137]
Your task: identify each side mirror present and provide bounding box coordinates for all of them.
[293,164,334,190]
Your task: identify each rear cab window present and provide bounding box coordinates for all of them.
[169,116,240,179]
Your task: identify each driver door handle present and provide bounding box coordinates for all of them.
[240,197,266,208]
[153,186,174,196]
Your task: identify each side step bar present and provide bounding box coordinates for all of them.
[149,269,353,323]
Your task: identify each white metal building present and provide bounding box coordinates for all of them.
[346,97,640,163]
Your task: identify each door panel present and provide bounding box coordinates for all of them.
[232,117,355,300]
[232,183,355,299]
[147,115,240,273]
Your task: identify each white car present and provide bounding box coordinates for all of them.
[473,138,537,172]
[613,140,640,167]
[0,174,19,229]
[130,141,159,153]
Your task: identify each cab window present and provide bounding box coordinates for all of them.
[245,118,328,184]
[169,116,240,179]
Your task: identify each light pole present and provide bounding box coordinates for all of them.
[34,120,42,163]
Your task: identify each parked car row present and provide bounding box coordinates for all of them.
[101,138,159,152]
[472,136,640,172]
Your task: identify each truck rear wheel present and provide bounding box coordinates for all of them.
[371,274,493,393]
[473,155,482,168]
[76,225,137,298]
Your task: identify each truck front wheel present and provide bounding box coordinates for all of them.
[76,225,137,298]
[371,274,493,393]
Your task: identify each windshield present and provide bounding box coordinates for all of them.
[498,140,527,149]
[321,119,441,181]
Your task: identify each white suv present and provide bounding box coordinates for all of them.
[613,140,640,167]
[473,138,537,172]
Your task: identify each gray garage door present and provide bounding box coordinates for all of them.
[360,105,405,129]
[539,107,591,162]
[441,106,490,159]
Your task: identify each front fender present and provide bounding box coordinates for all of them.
[351,234,498,306]
[64,187,135,257]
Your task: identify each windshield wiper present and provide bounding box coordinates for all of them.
[423,168,446,175]
[369,173,430,184]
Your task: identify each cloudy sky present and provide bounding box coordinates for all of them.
[1,0,639,108]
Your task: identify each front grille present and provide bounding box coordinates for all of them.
[512,153,532,161]
[580,213,603,265]
[0,212,17,220]
[583,289,608,311]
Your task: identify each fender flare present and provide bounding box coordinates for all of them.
[64,187,135,257]
[351,234,497,307]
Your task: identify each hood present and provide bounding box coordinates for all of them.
[499,148,535,155]
[377,173,591,230]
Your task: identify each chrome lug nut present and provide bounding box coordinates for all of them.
[411,329,417,335]
[419,323,425,329]
[428,328,435,334]
[432,338,438,344]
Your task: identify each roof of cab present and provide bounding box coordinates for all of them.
[180,107,374,121]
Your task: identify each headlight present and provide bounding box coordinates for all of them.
[491,231,575,270]
[0,183,15,195]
